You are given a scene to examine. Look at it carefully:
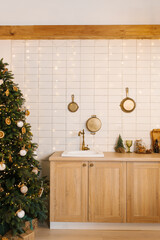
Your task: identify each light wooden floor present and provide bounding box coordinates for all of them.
[35,226,160,240]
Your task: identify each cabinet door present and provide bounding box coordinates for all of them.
[50,161,88,222]
[89,162,126,222]
[127,162,160,223]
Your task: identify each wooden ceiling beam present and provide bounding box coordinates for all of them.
[0,25,160,39]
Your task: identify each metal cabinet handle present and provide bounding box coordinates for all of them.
[82,163,86,167]
[90,163,94,167]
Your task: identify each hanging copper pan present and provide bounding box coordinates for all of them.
[120,88,136,113]
[86,115,102,135]
[68,94,79,112]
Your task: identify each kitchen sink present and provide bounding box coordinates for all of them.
[61,150,104,157]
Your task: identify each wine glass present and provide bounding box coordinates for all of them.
[126,140,133,153]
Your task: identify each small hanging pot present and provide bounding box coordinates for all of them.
[68,94,79,113]
[86,115,102,135]
[120,88,136,113]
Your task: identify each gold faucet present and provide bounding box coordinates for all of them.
[78,129,90,151]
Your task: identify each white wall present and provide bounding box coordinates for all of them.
[0,41,11,65]
[1,39,160,160]
[0,0,160,25]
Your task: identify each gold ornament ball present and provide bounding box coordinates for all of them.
[22,127,26,134]
[5,118,11,125]
[0,131,5,138]
[13,86,18,91]
[25,109,30,116]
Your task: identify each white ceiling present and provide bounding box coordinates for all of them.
[1,0,160,25]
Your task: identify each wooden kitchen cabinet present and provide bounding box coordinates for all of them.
[50,160,126,223]
[50,161,88,222]
[127,162,160,223]
[89,162,126,222]
[49,152,160,226]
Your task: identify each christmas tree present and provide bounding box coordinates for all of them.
[0,59,49,236]
[115,134,125,153]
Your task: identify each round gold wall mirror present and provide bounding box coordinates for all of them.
[86,115,102,135]
[120,88,136,113]
[68,94,79,112]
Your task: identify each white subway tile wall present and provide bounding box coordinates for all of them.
[9,39,160,160]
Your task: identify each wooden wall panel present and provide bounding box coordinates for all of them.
[0,25,160,39]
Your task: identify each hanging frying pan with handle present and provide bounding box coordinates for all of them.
[86,115,102,135]
[68,94,79,112]
[120,88,136,113]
